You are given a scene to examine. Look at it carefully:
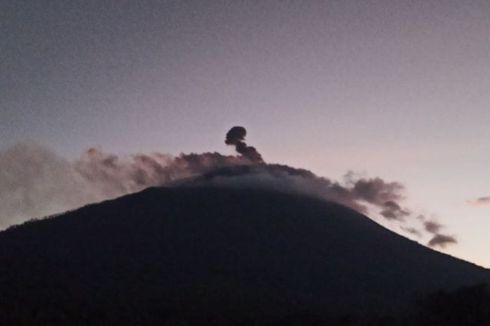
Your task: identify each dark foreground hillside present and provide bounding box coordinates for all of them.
[0,187,489,325]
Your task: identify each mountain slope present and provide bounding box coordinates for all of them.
[0,187,488,324]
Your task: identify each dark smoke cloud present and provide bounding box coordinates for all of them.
[428,234,457,248]
[424,221,443,234]
[466,196,490,206]
[0,128,456,249]
[419,218,458,248]
[380,201,410,220]
[225,126,263,163]
[350,178,404,204]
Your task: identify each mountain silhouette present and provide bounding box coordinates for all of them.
[0,186,488,325]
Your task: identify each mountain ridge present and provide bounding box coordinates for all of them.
[0,186,488,324]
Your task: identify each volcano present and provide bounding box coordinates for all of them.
[0,186,488,325]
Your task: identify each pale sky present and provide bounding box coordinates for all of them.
[1,0,489,267]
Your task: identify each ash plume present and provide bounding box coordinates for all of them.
[0,126,456,248]
[225,126,263,163]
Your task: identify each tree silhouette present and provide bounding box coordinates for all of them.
[416,283,490,326]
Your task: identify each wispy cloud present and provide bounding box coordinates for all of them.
[466,197,490,206]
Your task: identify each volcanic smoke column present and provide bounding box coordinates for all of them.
[225,126,264,163]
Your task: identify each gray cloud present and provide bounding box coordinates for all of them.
[0,129,456,249]
[380,201,411,220]
[351,178,404,205]
[424,221,443,234]
[428,234,457,248]
[419,217,458,248]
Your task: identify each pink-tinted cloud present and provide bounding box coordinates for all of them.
[466,197,490,206]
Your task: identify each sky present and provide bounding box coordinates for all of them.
[1,0,489,267]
